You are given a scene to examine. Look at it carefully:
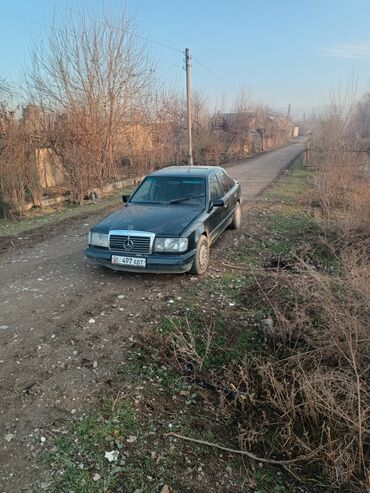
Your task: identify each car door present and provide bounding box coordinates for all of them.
[216,170,237,227]
[207,173,226,242]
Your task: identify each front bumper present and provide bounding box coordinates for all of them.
[85,246,196,274]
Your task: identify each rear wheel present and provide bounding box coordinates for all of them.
[230,202,241,230]
[190,235,209,275]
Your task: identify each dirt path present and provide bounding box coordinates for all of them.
[0,141,303,492]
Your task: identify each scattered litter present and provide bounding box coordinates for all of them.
[92,473,101,481]
[4,433,14,442]
[117,295,125,299]
[40,436,46,443]
[127,435,137,443]
[105,450,119,462]
[0,325,8,330]
[88,318,95,324]
[228,302,235,307]
[93,361,98,369]
[160,485,170,493]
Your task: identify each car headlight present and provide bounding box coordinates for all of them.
[89,232,109,247]
[154,237,188,253]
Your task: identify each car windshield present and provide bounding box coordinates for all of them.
[130,176,206,205]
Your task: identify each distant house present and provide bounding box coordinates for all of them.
[212,112,263,157]
[214,111,293,155]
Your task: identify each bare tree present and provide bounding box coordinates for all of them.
[0,105,40,218]
[27,11,155,202]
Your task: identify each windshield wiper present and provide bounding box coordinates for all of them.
[167,195,205,204]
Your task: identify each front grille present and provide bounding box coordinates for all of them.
[109,234,151,255]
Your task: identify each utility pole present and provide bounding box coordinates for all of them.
[185,48,193,165]
[286,104,292,141]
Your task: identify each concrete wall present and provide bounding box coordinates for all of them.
[36,148,66,188]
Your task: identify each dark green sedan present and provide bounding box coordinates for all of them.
[86,166,242,275]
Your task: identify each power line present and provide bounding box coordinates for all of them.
[192,56,230,85]
[0,6,187,94]
[40,0,224,83]
[0,8,51,30]
[192,71,218,90]
[0,8,76,36]
[40,0,183,53]
[160,60,180,68]
[0,6,183,54]
[0,5,224,92]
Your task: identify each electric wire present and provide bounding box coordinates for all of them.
[0,6,222,92]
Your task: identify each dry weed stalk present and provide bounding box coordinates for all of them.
[168,316,215,371]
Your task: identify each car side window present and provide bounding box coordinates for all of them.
[217,171,233,195]
[225,172,236,189]
[209,174,223,201]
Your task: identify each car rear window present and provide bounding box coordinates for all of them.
[130,176,206,205]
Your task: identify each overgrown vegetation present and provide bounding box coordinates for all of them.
[148,156,370,491]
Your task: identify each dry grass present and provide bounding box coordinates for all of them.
[148,141,370,489]
[226,248,370,489]
[169,316,215,371]
[157,254,370,489]
[308,93,370,239]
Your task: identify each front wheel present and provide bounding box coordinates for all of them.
[229,202,242,230]
[190,235,209,275]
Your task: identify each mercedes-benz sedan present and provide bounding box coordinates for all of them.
[86,166,242,275]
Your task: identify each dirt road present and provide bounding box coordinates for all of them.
[0,141,303,492]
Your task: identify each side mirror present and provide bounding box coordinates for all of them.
[212,199,225,208]
[122,194,130,204]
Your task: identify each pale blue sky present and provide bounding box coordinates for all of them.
[1,0,370,116]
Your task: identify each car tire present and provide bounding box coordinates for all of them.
[229,202,242,230]
[190,235,209,275]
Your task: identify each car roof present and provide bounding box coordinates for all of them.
[149,166,223,178]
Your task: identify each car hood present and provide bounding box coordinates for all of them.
[93,203,204,236]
